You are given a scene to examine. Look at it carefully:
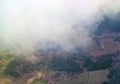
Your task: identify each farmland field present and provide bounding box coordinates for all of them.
[56,70,109,84]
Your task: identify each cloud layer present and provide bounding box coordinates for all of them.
[0,0,120,53]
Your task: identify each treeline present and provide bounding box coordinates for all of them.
[103,65,120,84]
[49,56,83,73]
[103,52,120,84]
[83,54,113,71]
[49,54,113,73]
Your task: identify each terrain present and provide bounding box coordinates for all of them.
[0,16,120,84]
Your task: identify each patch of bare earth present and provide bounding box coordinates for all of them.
[88,32,120,56]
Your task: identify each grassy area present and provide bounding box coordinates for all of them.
[56,70,109,84]
[31,79,46,84]
[88,70,109,84]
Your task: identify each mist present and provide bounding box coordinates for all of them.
[0,0,120,53]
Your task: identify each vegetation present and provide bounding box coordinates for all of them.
[0,52,16,76]
[0,51,115,84]
[83,54,113,71]
[4,60,21,78]
[49,53,113,73]
[31,79,46,84]
[103,63,120,84]
[49,56,83,73]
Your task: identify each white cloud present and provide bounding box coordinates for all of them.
[0,0,120,52]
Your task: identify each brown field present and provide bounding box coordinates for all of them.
[0,77,13,84]
[56,70,109,84]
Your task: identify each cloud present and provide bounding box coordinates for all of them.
[0,0,120,53]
